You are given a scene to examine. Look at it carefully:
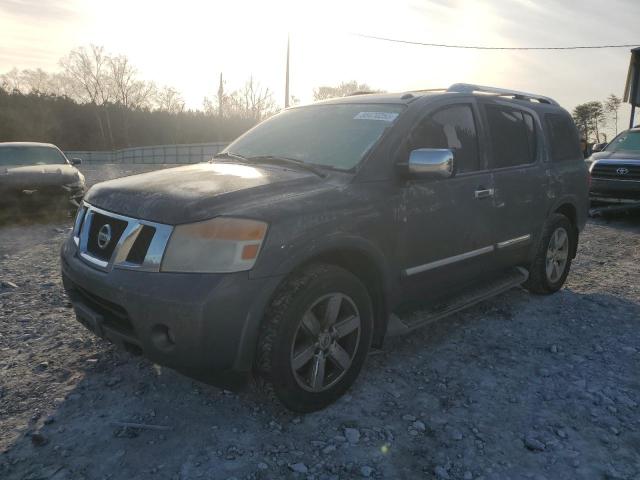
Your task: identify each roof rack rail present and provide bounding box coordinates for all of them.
[410,88,448,93]
[447,83,559,105]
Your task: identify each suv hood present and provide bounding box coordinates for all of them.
[85,162,335,224]
[0,164,81,188]
[590,150,640,162]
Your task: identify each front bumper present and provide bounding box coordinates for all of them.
[60,237,283,388]
[590,178,640,203]
[0,184,84,210]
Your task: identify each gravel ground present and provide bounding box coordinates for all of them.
[1,164,639,480]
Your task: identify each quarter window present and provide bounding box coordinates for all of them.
[544,113,582,162]
[485,105,537,168]
[411,104,481,173]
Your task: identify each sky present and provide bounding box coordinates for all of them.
[0,0,637,131]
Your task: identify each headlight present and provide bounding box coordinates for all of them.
[161,217,268,273]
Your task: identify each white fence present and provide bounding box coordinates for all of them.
[66,142,229,165]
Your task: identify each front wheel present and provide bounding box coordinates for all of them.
[524,214,575,294]
[255,264,373,412]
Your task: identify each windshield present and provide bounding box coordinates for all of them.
[0,146,68,166]
[604,131,640,153]
[224,104,405,170]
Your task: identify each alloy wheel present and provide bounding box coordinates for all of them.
[546,227,569,283]
[290,293,361,392]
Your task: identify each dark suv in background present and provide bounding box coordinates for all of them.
[587,127,640,204]
[61,84,588,412]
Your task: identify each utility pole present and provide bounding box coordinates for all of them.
[217,72,224,118]
[285,34,290,108]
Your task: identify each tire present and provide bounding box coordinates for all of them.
[524,213,575,294]
[255,264,373,412]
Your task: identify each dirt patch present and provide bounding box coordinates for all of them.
[1,165,639,479]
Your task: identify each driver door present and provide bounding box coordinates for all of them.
[399,100,498,303]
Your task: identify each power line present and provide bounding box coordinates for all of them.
[352,33,640,51]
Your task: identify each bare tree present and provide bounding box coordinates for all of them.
[0,68,25,93]
[313,81,383,101]
[605,94,622,137]
[60,45,113,147]
[106,55,156,145]
[227,76,276,121]
[156,86,185,114]
[19,69,52,94]
[107,55,156,109]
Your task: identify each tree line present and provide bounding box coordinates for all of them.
[0,88,257,150]
[0,45,286,150]
[572,94,623,144]
[0,44,383,151]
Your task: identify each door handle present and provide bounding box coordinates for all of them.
[474,188,495,200]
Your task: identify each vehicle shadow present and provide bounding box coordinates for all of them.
[1,287,639,479]
[589,207,640,233]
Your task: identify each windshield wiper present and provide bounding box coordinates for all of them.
[212,151,247,162]
[246,155,326,177]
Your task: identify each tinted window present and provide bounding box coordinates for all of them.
[226,104,404,170]
[486,106,536,168]
[0,146,67,166]
[544,113,581,162]
[411,104,480,173]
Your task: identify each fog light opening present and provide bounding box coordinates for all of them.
[151,324,176,352]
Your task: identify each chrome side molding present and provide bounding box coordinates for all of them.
[404,234,532,276]
[497,234,531,249]
[404,245,494,276]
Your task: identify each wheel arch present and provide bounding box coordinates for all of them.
[293,245,390,348]
[248,237,392,368]
[552,201,579,258]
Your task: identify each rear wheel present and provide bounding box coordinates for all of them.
[255,264,373,412]
[524,214,575,294]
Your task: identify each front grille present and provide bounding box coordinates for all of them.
[86,212,128,260]
[591,163,640,181]
[75,203,173,272]
[126,225,156,264]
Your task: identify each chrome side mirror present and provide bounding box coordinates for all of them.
[399,148,454,180]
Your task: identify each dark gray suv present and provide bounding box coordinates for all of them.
[61,84,589,412]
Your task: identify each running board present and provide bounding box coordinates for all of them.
[387,267,529,337]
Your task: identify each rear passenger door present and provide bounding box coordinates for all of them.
[480,101,548,267]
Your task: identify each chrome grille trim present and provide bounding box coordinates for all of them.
[75,202,173,272]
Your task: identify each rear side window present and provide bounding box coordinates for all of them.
[410,104,480,173]
[485,105,537,168]
[544,113,581,162]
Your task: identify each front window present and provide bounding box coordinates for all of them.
[605,130,640,153]
[0,146,68,166]
[410,104,481,173]
[224,104,405,170]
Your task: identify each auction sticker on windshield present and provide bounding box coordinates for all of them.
[354,112,399,122]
